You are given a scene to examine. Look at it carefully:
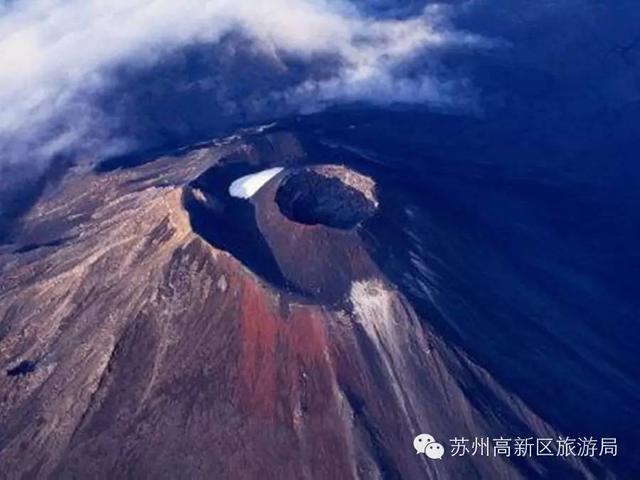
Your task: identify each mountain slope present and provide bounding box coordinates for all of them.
[0,129,608,479]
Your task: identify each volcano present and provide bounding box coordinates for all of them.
[0,126,613,479]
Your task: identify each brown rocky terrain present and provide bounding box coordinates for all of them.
[0,130,608,479]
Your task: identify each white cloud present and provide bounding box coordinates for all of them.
[0,0,485,169]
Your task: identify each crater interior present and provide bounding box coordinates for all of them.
[275,167,377,229]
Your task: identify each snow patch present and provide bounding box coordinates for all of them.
[228,167,284,199]
[350,279,395,335]
[349,278,413,421]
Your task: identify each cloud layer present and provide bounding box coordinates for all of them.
[0,0,483,170]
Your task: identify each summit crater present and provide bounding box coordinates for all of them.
[274,166,378,230]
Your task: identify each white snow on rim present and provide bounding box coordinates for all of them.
[228,167,284,199]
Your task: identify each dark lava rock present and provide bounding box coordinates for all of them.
[275,169,376,229]
[6,360,36,377]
